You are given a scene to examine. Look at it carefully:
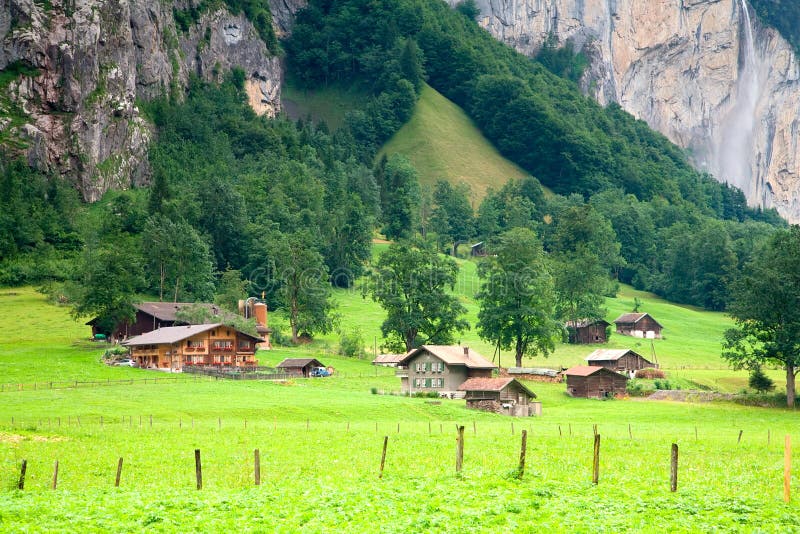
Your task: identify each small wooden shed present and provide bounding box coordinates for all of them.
[458,377,539,417]
[566,319,610,344]
[613,313,663,339]
[564,366,629,399]
[275,358,325,378]
[585,348,656,374]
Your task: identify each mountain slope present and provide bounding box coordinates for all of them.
[378,83,528,201]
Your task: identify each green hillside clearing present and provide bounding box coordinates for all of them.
[378,84,529,202]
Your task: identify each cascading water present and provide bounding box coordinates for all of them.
[713,0,761,197]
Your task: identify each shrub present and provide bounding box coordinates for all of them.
[635,368,665,379]
[370,387,378,395]
[626,380,645,396]
[748,367,776,393]
[338,327,365,358]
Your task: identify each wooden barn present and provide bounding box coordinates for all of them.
[585,348,656,374]
[122,323,262,371]
[458,377,539,417]
[613,313,663,339]
[275,358,326,378]
[88,302,224,341]
[563,366,629,399]
[395,346,496,395]
[566,319,610,344]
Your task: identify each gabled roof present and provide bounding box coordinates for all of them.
[458,377,536,398]
[564,365,628,378]
[122,323,263,346]
[275,358,324,368]
[372,354,405,364]
[566,318,611,329]
[586,348,647,362]
[613,313,663,328]
[135,302,223,322]
[397,345,496,370]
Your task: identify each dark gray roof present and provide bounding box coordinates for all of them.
[122,323,262,346]
[398,346,496,369]
[134,302,222,322]
[275,358,324,368]
[613,313,663,328]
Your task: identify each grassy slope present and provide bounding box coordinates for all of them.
[378,84,529,203]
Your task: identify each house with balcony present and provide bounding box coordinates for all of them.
[121,323,262,371]
[395,345,497,396]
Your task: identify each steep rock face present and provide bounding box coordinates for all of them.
[0,0,280,201]
[268,0,306,37]
[457,0,800,221]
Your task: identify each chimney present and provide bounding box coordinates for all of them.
[463,347,469,358]
[254,302,268,327]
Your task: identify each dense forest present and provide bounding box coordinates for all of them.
[750,0,800,55]
[0,0,791,337]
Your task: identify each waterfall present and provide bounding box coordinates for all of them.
[714,0,761,197]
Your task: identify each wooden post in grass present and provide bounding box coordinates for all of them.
[219,417,222,430]
[115,458,123,487]
[559,425,562,438]
[379,436,389,479]
[670,444,678,492]
[695,426,698,441]
[785,435,791,503]
[569,423,572,437]
[518,430,528,479]
[100,416,103,428]
[511,422,515,435]
[473,420,476,435]
[397,423,400,434]
[440,423,443,434]
[149,414,152,428]
[738,430,743,444]
[306,419,309,431]
[195,449,202,490]
[18,460,27,490]
[768,429,771,446]
[628,423,633,440]
[456,425,465,473]
[592,434,600,485]
[428,421,431,435]
[52,460,59,490]
[347,422,350,432]
[254,449,261,486]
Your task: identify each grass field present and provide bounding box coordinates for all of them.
[378,84,529,203]
[1,287,798,531]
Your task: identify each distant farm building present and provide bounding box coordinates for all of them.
[564,366,629,399]
[122,323,262,371]
[566,319,610,344]
[396,346,496,396]
[458,377,540,417]
[275,358,326,378]
[613,313,663,339]
[585,348,656,374]
[88,302,224,341]
[372,354,405,367]
[470,242,486,257]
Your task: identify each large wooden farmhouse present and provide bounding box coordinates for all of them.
[88,302,223,341]
[585,348,656,374]
[613,313,663,339]
[566,319,610,344]
[458,377,539,417]
[122,323,262,371]
[563,366,629,399]
[396,346,496,396]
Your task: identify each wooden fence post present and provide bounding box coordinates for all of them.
[379,436,389,479]
[670,443,678,492]
[52,460,58,490]
[254,449,261,486]
[115,458,123,487]
[592,434,600,485]
[397,423,400,434]
[518,430,528,479]
[511,422,515,435]
[456,425,465,473]
[785,435,792,503]
[18,460,27,490]
[558,425,562,438]
[628,423,633,440]
[738,430,743,444]
[473,420,476,435]
[195,449,202,490]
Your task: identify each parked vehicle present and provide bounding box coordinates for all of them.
[310,367,330,377]
[116,359,137,367]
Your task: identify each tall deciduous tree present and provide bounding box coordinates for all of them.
[723,226,800,407]
[379,154,420,240]
[429,180,475,255]
[476,228,561,367]
[366,239,468,352]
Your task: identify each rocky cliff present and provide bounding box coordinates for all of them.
[456,0,800,221]
[0,0,281,201]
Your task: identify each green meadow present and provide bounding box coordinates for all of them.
[1,287,798,532]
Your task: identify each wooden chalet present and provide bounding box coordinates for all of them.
[275,358,326,378]
[372,354,405,367]
[121,323,262,371]
[585,348,656,374]
[564,366,629,399]
[87,302,223,341]
[458,377,540,417]
[613,313,663,339]
[566,319,610,344]
[396,346,497,395]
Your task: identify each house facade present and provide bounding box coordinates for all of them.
[613,313,663,339]
[458,377,539,417]
[396,346,496,395]
[585,349,656,374]
[566,319,610,344]
[122,323,261,371]
[564,366,629,399]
